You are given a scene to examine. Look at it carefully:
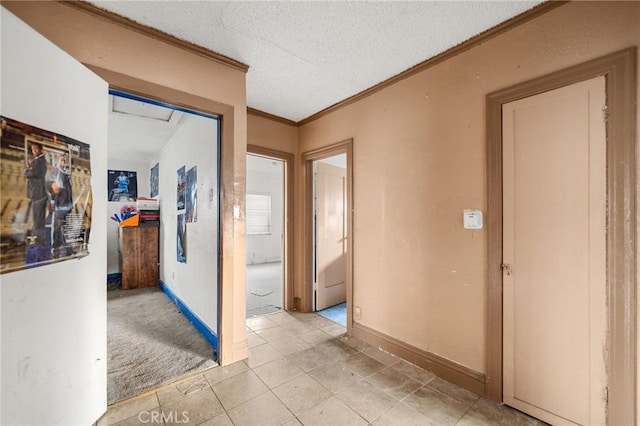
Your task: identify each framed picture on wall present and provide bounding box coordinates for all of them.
[150,163,159,198]
[185,166,197,222]
[108,169,138,202]
[177,213,186,263]
[177,166,186,210]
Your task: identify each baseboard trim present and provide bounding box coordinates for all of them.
[352,323,486,396]
[159,280,219,361]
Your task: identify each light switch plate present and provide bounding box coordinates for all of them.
[463,209,483,229]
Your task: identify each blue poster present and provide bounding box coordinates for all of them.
[108,170,137,202]
[177,213,186,263]
[150,163,159,198]
[185,166,197,223]
[177,166,186,210]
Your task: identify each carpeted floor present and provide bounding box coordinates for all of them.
[317,302,347,326]
[246,262,283,317]
[107,287,216,404]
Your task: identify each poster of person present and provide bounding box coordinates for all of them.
[150,163,159,198]
[0,116,93,274]
[185,166,197,223]
[177,213,186,263]
[177,166,186,210]
[108,170,137,202]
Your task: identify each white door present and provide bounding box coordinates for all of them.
[502,77,607,425]
[1,8,109,425]
[316,162,347,311]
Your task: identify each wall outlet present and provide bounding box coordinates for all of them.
[354,306,362,321]
[172,271,175,279]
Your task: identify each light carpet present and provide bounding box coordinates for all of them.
[107,287,216,404]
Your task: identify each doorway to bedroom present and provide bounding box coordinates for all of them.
[245,145,293,318]
[106,91,221,404]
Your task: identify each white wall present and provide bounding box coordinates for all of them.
[155,113,219,333]
[319,153,346,169]
[106,158,150,274]
[246,155,283,264]
[1,8,108,425]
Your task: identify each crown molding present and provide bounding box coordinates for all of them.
[58,0,567,127]
[298,1,568,126]
[62,1,250,73]
[247,107,297,127]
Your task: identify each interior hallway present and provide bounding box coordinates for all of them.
[99,310,546,425]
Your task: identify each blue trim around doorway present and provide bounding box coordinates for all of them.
[160,280,219,361]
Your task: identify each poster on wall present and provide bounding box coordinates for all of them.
[108,169,137,202]
[0,116,93,274]
[185,166,197,223]
[177,166,186,210]
[177,213,186,263]
[150,163,159,198]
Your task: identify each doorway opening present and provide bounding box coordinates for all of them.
[313,154,347,326]
[245,145,294,318]
[302,139,353,332]
[106,91,221,404]
[246,154,284,317]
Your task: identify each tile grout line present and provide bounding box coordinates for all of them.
[453,395,483,425]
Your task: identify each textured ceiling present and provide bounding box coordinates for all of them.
[91,1,543,122]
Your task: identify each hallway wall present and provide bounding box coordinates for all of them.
[1,8,109,424]
[4,0,250,366]
[154,114,220,332]
[297,0,639,378]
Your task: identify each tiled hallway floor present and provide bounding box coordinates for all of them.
[99,310,546,425]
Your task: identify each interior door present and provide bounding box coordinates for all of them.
[316,162,347,311]
[502,76,607,425]
[1,8,109,425]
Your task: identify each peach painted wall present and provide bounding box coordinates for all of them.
[4,1,250,365]
[298,1,640,375]
[248,113,298,154]
[247,113,304,304]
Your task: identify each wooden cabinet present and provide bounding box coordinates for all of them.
[118,224,159,289]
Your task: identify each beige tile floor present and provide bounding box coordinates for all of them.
[99,310,546,426]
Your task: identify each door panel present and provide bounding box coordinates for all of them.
[502,77,607,425]
[316,162,347,311]
[1,7,108,425]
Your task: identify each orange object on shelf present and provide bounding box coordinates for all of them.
[119,214,139,227]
